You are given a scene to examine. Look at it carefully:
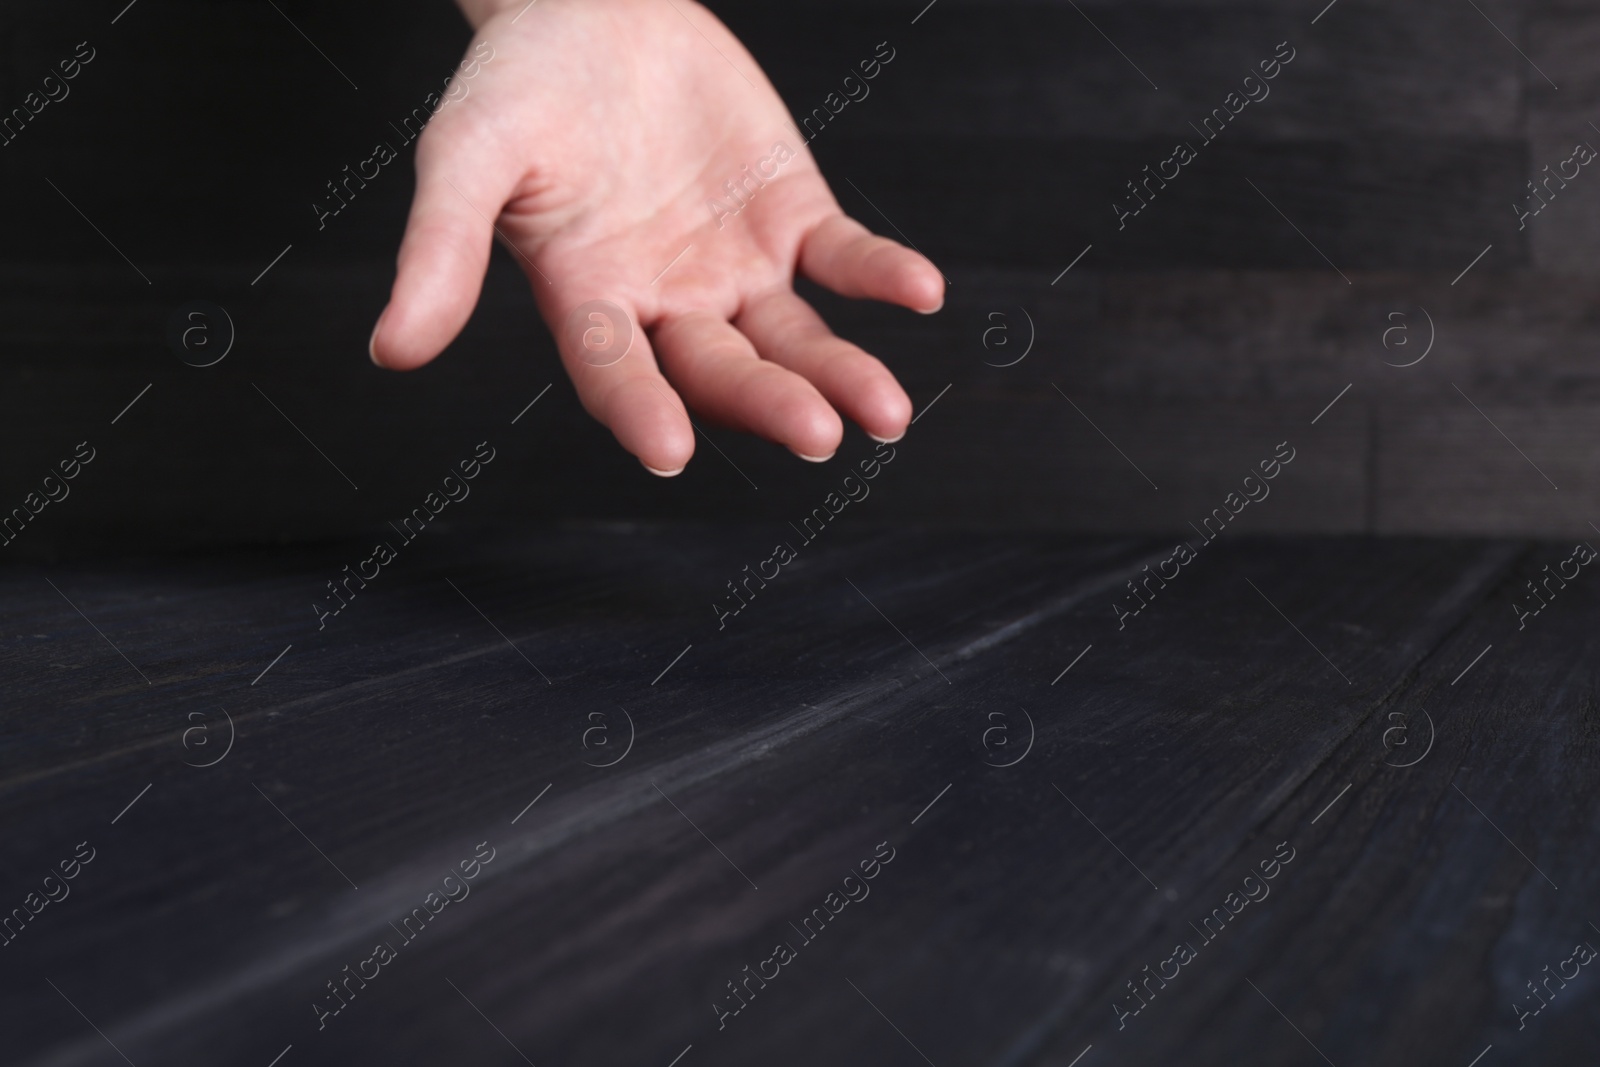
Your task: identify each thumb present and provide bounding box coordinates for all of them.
[370,122,516,370]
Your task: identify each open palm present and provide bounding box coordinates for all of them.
[369,0,944,474]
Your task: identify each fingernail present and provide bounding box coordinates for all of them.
[791,449,835,463]
[643,462,685,478]
[916,297,944,315]
[368,308,388,366]
[868,431,905,444]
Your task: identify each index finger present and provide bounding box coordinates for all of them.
[554,297,696,476]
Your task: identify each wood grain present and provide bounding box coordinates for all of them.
[3,527,1596,1065]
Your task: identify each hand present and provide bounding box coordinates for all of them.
[368,0,944,475]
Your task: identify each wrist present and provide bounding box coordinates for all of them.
[455,0,524,29]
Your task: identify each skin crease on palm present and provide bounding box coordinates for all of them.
[367,0,946,476]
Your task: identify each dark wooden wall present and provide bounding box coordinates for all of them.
[1,0,1596,553]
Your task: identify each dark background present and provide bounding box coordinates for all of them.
[5,7,1600,1066]
[1,0,1594,556]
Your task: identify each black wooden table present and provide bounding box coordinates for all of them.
[3,525,1597,1067]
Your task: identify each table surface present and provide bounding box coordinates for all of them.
[3,525,1597,1067]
